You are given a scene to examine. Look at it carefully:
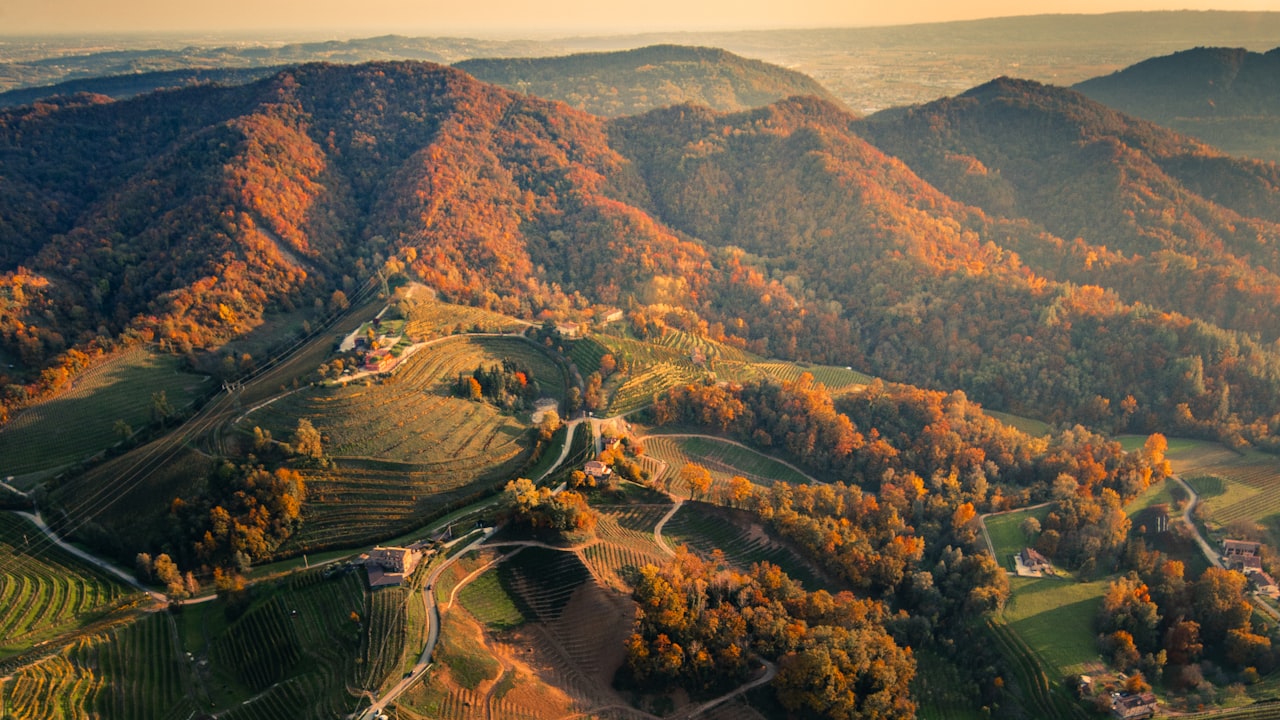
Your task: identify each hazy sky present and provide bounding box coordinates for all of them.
[2,0,1277,36]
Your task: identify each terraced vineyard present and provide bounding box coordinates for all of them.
[293,457,522,550]
[361,586,412,693]
[433,544,634,717]
[0,512,142,656]
[642,435,813,498]
[1,612,193,720]
[565,336,610,378]
[246,335,567,550]
[582,504,672,589]
[750,361,873,393]
[207,567,373,719]
[583,328,877,414]
[986,619,1090,720]
[661,503,827,590]
[458,566,527,630]
[0,348,208,483]
[651,328,758,364]
[607,363,702,415]
[250,335,564,461]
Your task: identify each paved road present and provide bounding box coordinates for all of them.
[1170,474,1223,571]
[354,422,585,719]
[354,525,500,720]
[18,511,167,604]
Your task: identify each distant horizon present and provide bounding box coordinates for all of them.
[3,3,1279,39]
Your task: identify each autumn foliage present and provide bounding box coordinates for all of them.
[626,549,915,719]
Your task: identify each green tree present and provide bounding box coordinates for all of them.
[150,390,173,424]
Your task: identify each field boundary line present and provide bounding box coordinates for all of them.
[637,433,823,485]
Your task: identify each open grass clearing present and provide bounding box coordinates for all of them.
[985,410,1051,437]
[984,506,1051,572]
[0,348,208,484]
[1126,478,1181,516]
[1003,576,1107,679]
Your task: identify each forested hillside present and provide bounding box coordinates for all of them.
[608,94,1280,445]
[7,61,1280,450]
[860,78,1280,341]
[1075,46,1280,162]
[456,44,839,117]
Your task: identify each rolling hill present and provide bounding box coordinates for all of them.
[456,44,839,117]
[1074,46,1280,162]
[860,77,1280,341]
[8,60,1280,454]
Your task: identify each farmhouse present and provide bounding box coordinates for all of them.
[584,460,612,479]
[1110,691,1158,720]
[556,322,581,338]
[1016,547,1052,576]
[363,348,397,373]
[1223,539,1264,573]
[364,546,422,588]
[601,308,624,324]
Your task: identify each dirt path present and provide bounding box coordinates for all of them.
[1170,474,1223,571]
[18,511,166,603]
[652,499,683,557]
[975,501,1053,574]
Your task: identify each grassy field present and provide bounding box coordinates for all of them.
[0,348,209,484]
[1003,576,1107,678]
[0,512,143,659]
[984,506,1051,572]
[1126,479,1180,516]
[985,410,1051,437]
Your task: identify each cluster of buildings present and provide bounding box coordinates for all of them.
[363,545,429,588]
[1222,539,1278,598]
[1109,691,1158,720]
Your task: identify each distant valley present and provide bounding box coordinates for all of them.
[6,18,1280,720]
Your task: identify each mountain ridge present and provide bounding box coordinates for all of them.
[7,61,1280,448]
